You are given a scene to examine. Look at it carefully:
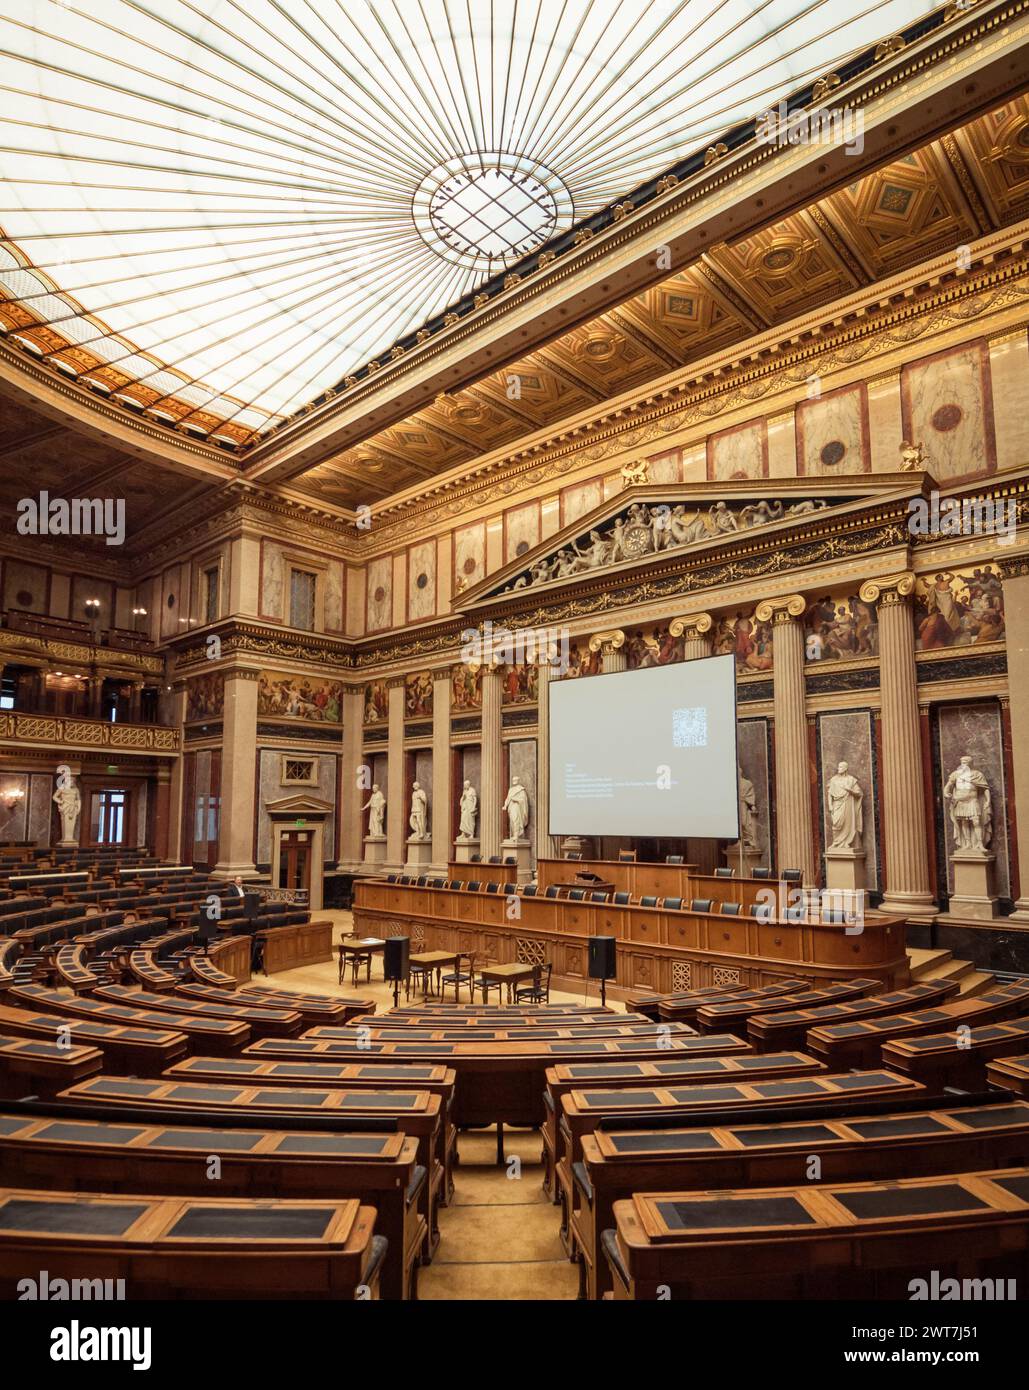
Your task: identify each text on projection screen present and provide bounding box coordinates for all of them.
[548,655,740,839]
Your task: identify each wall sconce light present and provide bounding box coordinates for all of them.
[132,607,147,618]
[85,598,101,617]
[0,786,25,811]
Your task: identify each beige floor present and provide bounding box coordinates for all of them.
[251,910,589,1299]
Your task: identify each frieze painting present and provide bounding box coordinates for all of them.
[913,567,1005,650]
[405,670,434,718]
[501,662,539,704]
[805,593,878,661]
[499,496,834,594]
[559,642,602,679]
[186,671,224,722]
[258,671,343,723]
[714,611,774,674]
[627,626,686,668]
[364,680,388,724]
[451,664,482,710]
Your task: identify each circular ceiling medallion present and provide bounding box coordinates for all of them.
[820,439,847,467]
[454,404,484,424]
[583,334,616,360]
[932,403,963,432]
[762,247,796,272]
[412,152,573,273]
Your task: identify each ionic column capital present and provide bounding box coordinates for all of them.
[588,628,625,656]
[754,593,806,625]
[669,612,713,641]
[859,572,915,607]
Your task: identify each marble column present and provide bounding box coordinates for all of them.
[589,628,627,672]
[755,594,816,884]
[385,678,405,871]
[213,668,259,879]
[859,573,936,916]
[338,684,364,869]
[534,655,556,863]
[670,611,714,660]
[480,665,503,862]
[998,556,1029,919]
[431,669,452,873]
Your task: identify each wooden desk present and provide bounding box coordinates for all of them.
[338,936,386,985]
[552,880,616,896]
[477,962,536,1003]
[410,950,459,997]
[448,860,518,884]
[538,858,693,898]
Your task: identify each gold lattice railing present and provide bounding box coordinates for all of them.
[0,712,180,754]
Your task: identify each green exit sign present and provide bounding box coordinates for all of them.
[106,765,118,772]
[294,818,307,827]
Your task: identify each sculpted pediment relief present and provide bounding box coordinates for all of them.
[460,476,921,607]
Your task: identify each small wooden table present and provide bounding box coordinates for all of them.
[478,962,537,1004]
[409,950,459,998]
[337,936,386,985]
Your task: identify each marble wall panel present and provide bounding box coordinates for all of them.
[795,382,869,475]
[902,341,996,483]
[816,709,879,889]
[708,420,766,480]
[561,479,602,528]
[407,539,437,623]
[257,750,338,864]
[453,523,486,592]
[737,718,771,869]
[365,555,392,632]
[935,702,1010,899]
[504,502,541,563]
[508,739,536,843]
[28,773,52,846]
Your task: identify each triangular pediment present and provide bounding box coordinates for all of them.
[458,471,933,609]
[264,793,335,819]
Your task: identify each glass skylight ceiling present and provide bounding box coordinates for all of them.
[0,0,934,435]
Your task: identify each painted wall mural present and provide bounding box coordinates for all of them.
[451,664,482,711]
[559,642,602,679]
[258,671,344,723]
[186,671,224,721]
[913,567,1005,650]
[405,670,434,718]
[627,626,686,668]
[363,680,388,724]
[804,593,878,661]
[714,611,774,673]
[501,663,539,704]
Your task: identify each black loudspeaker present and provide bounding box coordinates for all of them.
[242,891,262,922]
[588,936,616,980]
[384,936,410,981]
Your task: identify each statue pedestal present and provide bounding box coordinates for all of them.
[56,838,80,849]
[948,850,999,920]
[363,835,387,867]
[405,836,433,870]
[453,839,480,864]
[723,843,764,877]
[824,846,867,895]
[501,837,532,883]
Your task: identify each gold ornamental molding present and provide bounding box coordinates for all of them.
[859,572,916,606]
[754,594,806,625]
[0,712,180,755]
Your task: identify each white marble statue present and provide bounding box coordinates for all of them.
[408,782,428,840]
[943,755,992,852]
[52,777,81,843]
[457,781,478,840]
[503,776,530,841]
[362,784,386,838]
[826,761,864,850]
[738,771,760,851]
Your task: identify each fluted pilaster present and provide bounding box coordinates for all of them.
[431,670,452,871]
[755,594,816,884]
[480,665,503,861]
[534,657,556,862]
[385,678,406,870]
[996,556,1029,918]
[214,669,259,878]
[859,573,936,916]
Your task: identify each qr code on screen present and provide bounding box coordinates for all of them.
[672,707,707,748]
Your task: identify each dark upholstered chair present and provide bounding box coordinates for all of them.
[719,901,742,916]
[690,898,713,912]
[714,867,734,878]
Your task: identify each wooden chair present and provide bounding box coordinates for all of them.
[617,850,636,862]
[440,952,478,1003]
[515,962,552,1004]
[406,956,433,999]
[479,957,504,1004]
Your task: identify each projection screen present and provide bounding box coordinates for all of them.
[548,653,740,839]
